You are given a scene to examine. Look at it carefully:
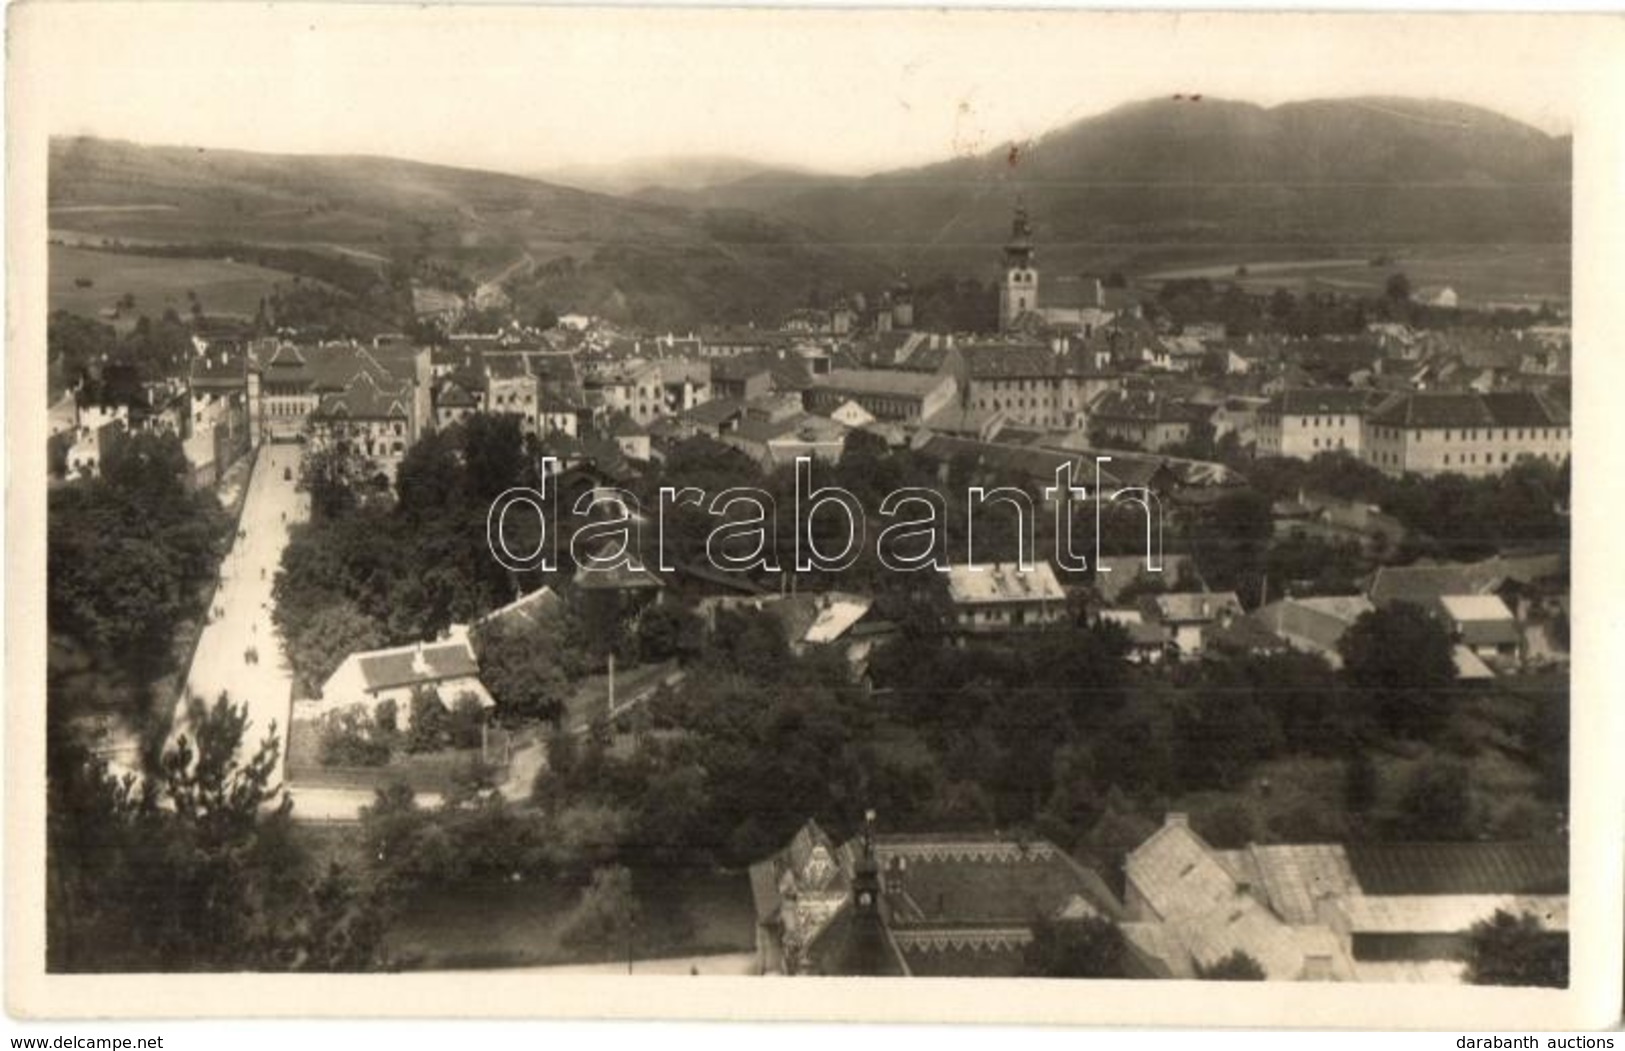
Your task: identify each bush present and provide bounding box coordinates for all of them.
[406,687,450,753]
[1197,950,1266,980]
[446,692,488,750]
[319,706,393,767]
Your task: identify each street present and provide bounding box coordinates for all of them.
[175,442,307,784]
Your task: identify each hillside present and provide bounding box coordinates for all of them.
[47,137,884,327]
[538,154,824,198]
[678,97,1573,278]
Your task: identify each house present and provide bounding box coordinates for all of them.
[1096,609,1169,663]
[804,369,957,424]
[1087,388,1197,452]
[1438,594,1521,661]
[938,342,1114,432]
[308,366,418,482]
[710,357,774,402]
[315,630,495,729]
[602,411,652,462]
[1248,595,1374,668]
[1126,818,1568,983]
[1362,391,1570,478]
[434,372,485,429]
[1122,814,1352,980]
[1255,388,1380,460]
[750,817,1129,977]
[1327,841,1567,983]
[1140,591,1244,656]
[1088,553,1195,604]
[944,562,1068,634]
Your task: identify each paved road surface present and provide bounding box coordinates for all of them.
[175,443,307,783]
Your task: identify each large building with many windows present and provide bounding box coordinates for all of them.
[1361,391,1570,477]
[1256,388,1383,460]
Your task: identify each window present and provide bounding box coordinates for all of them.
[1444,454,1450,466]
[1301,417,1309,428]
[1445,430,1452,441]
[1414,430,1422,442]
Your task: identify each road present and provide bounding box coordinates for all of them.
[175,442,307,783]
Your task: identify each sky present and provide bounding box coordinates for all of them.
[23,4,1591,179]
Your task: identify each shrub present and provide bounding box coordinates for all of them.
[319,706,392,767]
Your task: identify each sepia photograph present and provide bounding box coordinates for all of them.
[7,1,1624,1030]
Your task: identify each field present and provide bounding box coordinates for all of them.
[1143,245,1570,310]
[48,243,305,325]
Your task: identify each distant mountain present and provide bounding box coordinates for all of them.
[47,97,1571,326]
[686,96,1573,277]
[537,154,826,199]
[47,137,885,327]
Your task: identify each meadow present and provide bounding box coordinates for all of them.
[1144,245,1570,310]
[48,242,305,326]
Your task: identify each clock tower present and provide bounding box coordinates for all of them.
[999,203,1038,332]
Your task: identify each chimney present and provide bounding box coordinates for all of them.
[1165,813,1189,829]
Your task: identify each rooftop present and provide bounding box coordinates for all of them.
[945,562,1066,606]
[812,368,951,399]
[1343,842,1567,896]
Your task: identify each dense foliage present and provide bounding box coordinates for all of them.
[47,695,385,971]
[47,430,229,722]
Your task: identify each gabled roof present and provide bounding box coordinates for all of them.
[1124,818,1317,980]
[681,397,745,429]
[1147,591,1243,625]
[1088,388,1198,425]
[1263,388,1381,417]
[475,586,566,636]
[355,639,479,692]
[1343,842,1567,895]
[1366,390,1569,429]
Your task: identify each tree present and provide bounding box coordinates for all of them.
[406,686,451,752]
[1197,950,1266,980]
[634,603,704,664]
[556,865,640,957]
[1339,603,1459,741]
[1464,910,1567,988]
[299,441,375,522]
[1394,758,1476,840]
[290,601,386,696]
[1343,750,1380,814]
[475,614,584,722]
[1021,915,1130,978]
[47,694,386,971]
[1385,271,1412,302]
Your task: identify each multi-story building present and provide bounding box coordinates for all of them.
[1087,388,1197,452]
[944,562,1067,634]
[1255,388,1381,459]
[939,342,1117,431]
[1362,391,1570,477]
[804,369,957,424]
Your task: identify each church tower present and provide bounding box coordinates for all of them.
[998,203,1038,332]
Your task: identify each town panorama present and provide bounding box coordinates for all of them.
[45,95,1571,985]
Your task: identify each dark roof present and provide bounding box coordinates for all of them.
[1088,388,1199,425]
[1346,842,1567,896]
[682,398,745,429]
[357,641,479,691]
[1367,391,1569,429]
[1264,388,1381,417]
